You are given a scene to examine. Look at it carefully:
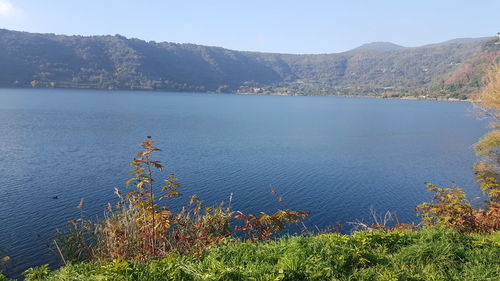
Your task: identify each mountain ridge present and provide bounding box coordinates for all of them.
[0,28,499,98]
[1,28,490,54]
[351,42,406,52]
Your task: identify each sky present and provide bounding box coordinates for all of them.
[0,0,498,54]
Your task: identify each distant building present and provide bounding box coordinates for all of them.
[252,87,263,94]
[498,32,500,39]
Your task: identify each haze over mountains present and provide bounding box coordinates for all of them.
[353,42,405,51]
[0,29,498,99]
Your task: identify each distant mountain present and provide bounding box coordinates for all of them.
[423,37,490,47]
[352,42,405,51]
[0,29,498,99]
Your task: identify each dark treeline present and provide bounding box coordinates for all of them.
[0,29,499,98]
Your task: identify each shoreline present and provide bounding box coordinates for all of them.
[0,86,472,103]
[236,91,471,102]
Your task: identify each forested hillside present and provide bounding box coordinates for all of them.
[1,29,499,98]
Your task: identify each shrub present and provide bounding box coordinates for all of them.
[56,137,308,263]
[416,183,500,233]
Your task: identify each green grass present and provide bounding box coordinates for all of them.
[0,274,12,281]
[21,228,500,281]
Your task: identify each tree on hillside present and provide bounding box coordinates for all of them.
[416,67,500,233]
[474,64,500,202]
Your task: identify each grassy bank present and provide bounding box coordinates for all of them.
[7,228,498,281]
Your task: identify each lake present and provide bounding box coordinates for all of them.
[0,89,489,277]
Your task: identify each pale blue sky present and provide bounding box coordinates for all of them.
[0,0,498,54]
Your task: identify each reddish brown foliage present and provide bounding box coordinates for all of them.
[90,138,309,260]
[416,183,500,233]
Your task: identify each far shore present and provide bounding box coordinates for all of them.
[234,90,472,102]
[0,86,473,103]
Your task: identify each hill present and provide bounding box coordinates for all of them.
[0,29,499,98]
[353,41,405,51]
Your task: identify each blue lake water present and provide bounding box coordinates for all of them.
[0,89,489,277]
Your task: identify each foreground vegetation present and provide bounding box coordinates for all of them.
[0,228,496,281]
